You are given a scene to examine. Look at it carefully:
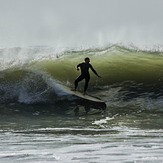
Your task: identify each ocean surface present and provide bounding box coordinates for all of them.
[0,45,163,162]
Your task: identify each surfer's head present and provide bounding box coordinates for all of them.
[85,57,90,63]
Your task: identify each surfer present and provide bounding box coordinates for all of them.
[73,57,101,95]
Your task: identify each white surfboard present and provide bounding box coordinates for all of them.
[61,85,105,103]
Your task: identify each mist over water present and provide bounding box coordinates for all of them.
[0,0,163,48]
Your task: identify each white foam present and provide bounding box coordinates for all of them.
[92,117,114,126]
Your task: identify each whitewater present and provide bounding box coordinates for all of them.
[0,45,163,162]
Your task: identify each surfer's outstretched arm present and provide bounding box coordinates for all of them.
[90,65,101,78]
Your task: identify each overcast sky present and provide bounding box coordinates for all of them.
[0,0,163,47]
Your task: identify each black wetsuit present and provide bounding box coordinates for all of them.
[74,62,99,92]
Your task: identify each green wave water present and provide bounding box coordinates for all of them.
[0,45,163,113]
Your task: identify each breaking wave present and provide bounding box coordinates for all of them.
[0,45,163,113]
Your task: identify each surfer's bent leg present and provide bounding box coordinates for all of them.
[84,76,90,93]
[74,75,85,90]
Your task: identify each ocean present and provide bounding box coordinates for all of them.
[0,45,163,162]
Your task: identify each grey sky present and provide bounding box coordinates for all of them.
[0,0,163,47]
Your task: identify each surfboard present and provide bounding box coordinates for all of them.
[60,85,106,112]
[61,85,105,103]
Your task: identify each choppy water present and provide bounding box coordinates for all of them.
[0,110,163,162]
[0,45,163,162]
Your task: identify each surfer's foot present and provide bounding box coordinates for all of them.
[71,88,76,91]
[83,92,86,95]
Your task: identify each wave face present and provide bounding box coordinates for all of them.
[0,45,163,113]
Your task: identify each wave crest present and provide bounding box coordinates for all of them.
[0,45,163,111]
